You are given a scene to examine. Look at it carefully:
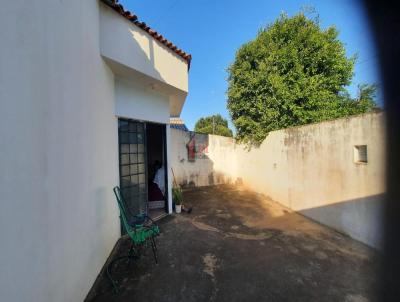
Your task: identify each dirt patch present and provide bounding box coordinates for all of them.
[227,231,274,240]
[191,219,221,233]
[230,193,324,235]
[202,253,218,278]
[318,238,371,260]
[315,251,328,260]
[202,253,219,301]
[344,294,368,302]
[190,216,275,241]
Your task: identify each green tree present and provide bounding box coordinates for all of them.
[227,12,377,145]
[194,114,233,137]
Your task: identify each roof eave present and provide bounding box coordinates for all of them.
[99,0,192,70]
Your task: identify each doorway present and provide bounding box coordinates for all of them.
[117,119,168,226]
[146,122,168,220]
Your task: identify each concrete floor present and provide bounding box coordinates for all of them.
[88,185,380,302]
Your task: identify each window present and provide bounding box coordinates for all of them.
[118,119,148,217]
[354,145,368,164]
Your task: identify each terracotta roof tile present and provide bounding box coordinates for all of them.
[101,0,192,69]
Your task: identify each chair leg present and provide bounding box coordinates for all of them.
[151,237,158,264]
[127,243,137,265]
[128,243,134,255]
[107,243,141,294]
[152,236,158,252]
[106,258,119,294]
[106,255,130,294]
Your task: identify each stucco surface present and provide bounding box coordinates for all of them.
[171,113,385,249]
[115,78,170,124]
[99,2,188,116]
[0,2,120,301]
[99,2,188,93]
[0,1,184,301]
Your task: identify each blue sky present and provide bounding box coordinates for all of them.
[119,0,381,131]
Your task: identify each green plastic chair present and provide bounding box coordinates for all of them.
[107,186,160,293]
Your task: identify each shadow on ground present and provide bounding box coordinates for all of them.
[88,185,380,302]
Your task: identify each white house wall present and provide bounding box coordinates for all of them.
[115,78,170,124]
[114,78,173,214]
[166,126,174,214]
[0,0,180,301]
[100,2,188,92]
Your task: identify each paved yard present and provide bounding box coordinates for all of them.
[88,185,380,302]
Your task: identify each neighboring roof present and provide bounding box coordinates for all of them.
[170,117,189,131]
[100,0,192,69]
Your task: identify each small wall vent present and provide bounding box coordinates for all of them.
[354,145,368,164]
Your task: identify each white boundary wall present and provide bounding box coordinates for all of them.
[171,112,385,249]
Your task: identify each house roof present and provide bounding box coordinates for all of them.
[101,0,192,69]
[170,117,189,131]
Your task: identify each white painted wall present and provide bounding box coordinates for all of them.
[235,112,386,249]
[115,78,170,124]
[170,130,238,187]
[99,2,188,116]
[0,0,183,300]
[166,125,173,214]
[0,1,120,301]
[99,2,188,93]
[171,131,217,186]
[171,113,385,249]
[114,78,173,214]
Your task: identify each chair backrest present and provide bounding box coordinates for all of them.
[113,186,133,234]
[113,186,158,244]
[113,187,127,216]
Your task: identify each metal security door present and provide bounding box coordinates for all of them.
[118,119,147,221]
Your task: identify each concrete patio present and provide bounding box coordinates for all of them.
[88,185,380,302]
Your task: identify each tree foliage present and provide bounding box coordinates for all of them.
[194,114,233,137]
[227,12,377,145]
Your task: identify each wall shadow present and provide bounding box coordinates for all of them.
[299,194,385,249]
[185,185,383,256]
